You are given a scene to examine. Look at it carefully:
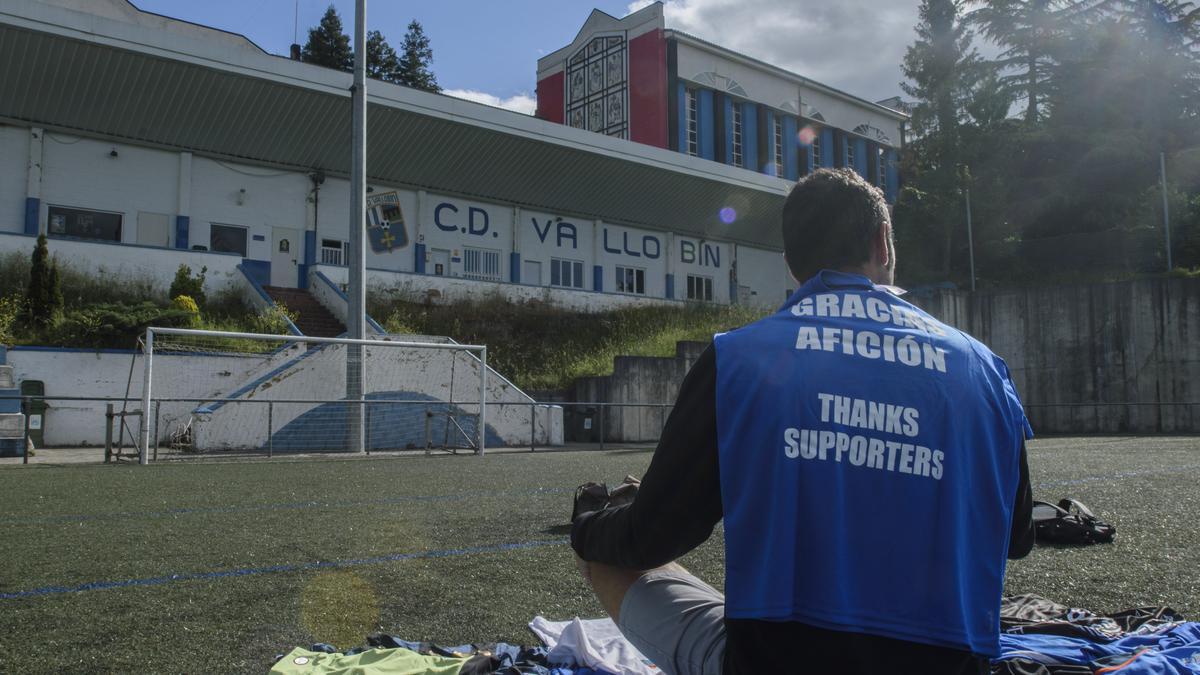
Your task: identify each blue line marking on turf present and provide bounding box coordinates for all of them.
[0,487,573,526]
[0,538,569,600]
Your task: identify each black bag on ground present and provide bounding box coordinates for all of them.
[1032,498,1116,545]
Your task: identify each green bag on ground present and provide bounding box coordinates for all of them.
[270,647,466,675]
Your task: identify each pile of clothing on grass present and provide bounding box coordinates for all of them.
[273,596,1200,675]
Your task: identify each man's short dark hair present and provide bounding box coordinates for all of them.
[781,168,892,283]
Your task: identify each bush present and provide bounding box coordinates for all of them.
[26,235,63,328]
[168,265,207,309]
[247,303,298,335]
[0,295,21,346]
[172,295,201,327]
[45,302,195,350]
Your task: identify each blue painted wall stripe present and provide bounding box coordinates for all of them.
[820,128,835,168]
[414,243,426,274]
[665,273,674,299]
[783,116,799,180]
[304,231,316,265]
[593,265,603,292]
[854,138,869,178]
[0,539,569,600]
[742,102,758,172]
[698,89,715,160]
[509,252,520,283]
[885,148,899,202]
[676,82,688,153]
[24,197,39,235]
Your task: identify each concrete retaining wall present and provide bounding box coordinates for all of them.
[574,279,1200,438]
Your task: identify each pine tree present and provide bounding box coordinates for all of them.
[397,21,440,92]
[301,5,352,72]
[366,30,402,83]
[967,0,1092,124]
[26,234,61,328]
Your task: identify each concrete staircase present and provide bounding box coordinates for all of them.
[264,286,346,338]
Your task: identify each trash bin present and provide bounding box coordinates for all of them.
[20,380,46,449]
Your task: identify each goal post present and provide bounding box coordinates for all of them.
[139,327,487,462]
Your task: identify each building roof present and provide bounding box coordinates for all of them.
[0,0,792,250]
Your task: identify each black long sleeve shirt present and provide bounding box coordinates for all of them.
[572,345,1035,675]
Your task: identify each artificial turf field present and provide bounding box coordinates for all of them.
[1,436,1198,674]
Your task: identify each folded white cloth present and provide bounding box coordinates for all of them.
[529,616,661,675]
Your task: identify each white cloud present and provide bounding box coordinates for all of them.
[627,0,920,101]
[443,89,538,115]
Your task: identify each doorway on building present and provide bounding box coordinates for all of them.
[271,226,299,287]
[523,260,542,285]
[429,248,450,276]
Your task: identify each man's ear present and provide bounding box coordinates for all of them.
[875,223,891,269]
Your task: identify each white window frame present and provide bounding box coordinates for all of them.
[731,103,743,168]
[550,257,585,289]
[320,238,348,265]
[615,265,646,295]
[686,274,714,302]
[877,147,887,190]
[686,87,699,157]
[773,116,784,178]
[463,246,502,282]
[811,132,822,170]
[847,140,856,170]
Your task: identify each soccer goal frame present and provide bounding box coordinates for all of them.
[138,327,487,464]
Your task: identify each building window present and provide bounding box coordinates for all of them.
[320,239,348,265]
[773,116,784,177]
[615,266,645,295]
[877,147,888,191]
[731,103,744,168]
[811,132,822,170]
[210,223,248,257]
[550,258,584,289]
[685,88,699,156]
[847,141,856,171]
[463,246,502,281]
[566,34,628,139]
[686,274,714,302]
[47,206,122,242]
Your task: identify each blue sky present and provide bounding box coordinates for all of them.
[131,0,923,113]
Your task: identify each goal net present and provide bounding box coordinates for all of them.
[137,328,488,463]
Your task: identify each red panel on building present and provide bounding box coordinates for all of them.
[628,29,667,149]
[536,71,565,124]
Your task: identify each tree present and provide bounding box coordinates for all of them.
[301,5,352,72]
[397,20,440,92]
[366,30,402,83]
[967,0,1091,124]
[26,235,62,328]
[897,0,980,280]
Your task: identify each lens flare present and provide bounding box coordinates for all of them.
[797,126,817,146]
[719,207,737,224]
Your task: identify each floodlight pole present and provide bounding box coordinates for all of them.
[346,0,367,453]
[139,328,152,465]
[1161,152,1172,273]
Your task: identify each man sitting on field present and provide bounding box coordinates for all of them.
[570,168,1035,675]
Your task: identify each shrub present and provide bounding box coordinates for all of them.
[172,295,201,327]
[0,295,21,346]
[26,235,63,327]
[168,265,207,309]
[45,302,195,350]
[247,303,299,335]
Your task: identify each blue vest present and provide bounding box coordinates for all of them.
[714,270,1032,656]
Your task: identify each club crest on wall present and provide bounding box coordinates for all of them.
[366,191,408,253]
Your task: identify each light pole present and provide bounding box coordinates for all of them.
[346,0,367,453]
[1161,152,1172,272]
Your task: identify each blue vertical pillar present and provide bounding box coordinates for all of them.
[510,252,521,283]
[723,96,734,165]
[783,116,799,180]
[24,198,39,235]
[854,138,869,178]
[820,128,835,168]
[593,265,604,292]
[665,273,675,299]
[742,102,758,171]
[698,89,715,160]
[414,242,427,274]
[174,215,190,250]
